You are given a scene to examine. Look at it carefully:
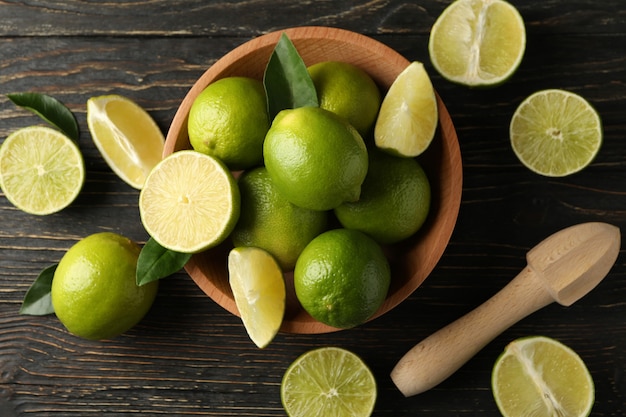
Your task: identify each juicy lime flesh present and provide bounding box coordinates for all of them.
[492,336,594,417]
[231,167,328,271]
[263,107,368,211]
[374,61,438,157]
[281,347,377,417]
[334,149,431,245]
[294,229,390,329]
[429,0,526,86]
[228,246,285,348]
[139,150,240,253]
[51,232,159,340]
[188,76,269,170]
[308,61,381,136]
[87,95,164,189]
[0,126,84,215]
[510,89,602,177]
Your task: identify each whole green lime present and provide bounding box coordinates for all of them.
[263,106,368,211]
[231,167,328,271]
[294,228,390,329]
[51,232,159,340]
[308,61,381,136]
[334,149,431,244]
[188,76,269,170]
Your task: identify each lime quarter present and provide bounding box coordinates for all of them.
[228,246,285,348]
[87,94,164,189]
[374,61,438,157]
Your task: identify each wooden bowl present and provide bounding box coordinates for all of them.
[165,26,462,334]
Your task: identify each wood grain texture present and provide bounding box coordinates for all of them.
[0,0,625,415]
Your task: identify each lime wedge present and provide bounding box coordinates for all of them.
[139,150,240,253]
[0,126,84,215]
[429,0,526,87]
[374,61,438,157]
[87,95,164,189]
[281,347,377,417]
[228,246,285,348]
[492,336,594,417]
[510,89,602,176]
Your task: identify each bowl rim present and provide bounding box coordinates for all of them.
[164,26,463,334]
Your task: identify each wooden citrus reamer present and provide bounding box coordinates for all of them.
[391,222,621,397]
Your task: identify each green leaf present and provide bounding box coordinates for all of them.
[263,32,318,119]
[136,237,192,286]
[20,264,57,316]
[7,92,80,142]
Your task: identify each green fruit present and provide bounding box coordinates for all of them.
[294,228,390,329]
[188,76,269,170]
[51,232,159,340]
[263,107,368,211]
[335,149,430,244]
[308,61,381,136]
[231,167,327,270]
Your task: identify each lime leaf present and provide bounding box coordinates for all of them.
[7,92,79,142]
[263,32,318,119]
[136,237,192,286]
[20,264,56,316]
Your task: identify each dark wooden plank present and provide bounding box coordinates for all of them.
[0,0,624,37]
[0,0,625,415]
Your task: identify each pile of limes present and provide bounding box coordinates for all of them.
[138,57,439,347]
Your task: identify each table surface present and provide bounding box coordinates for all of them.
[1,1,625,415]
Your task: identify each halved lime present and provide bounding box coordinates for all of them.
[492,336,594,417]
[374,61,438,157]
[281,347,377,417]
[429,0,526,87]
[0,126,84,215]
[228,246,285,348]
[87,94,164,189]
[138,150,240,253]
[510,89,602,176]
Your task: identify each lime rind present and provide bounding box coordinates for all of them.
[510,89,603,177]
[429,0,526,87]
[492,336,595,417]
[0,126,85,215]
[281,347,377,417]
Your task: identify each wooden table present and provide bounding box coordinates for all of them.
[1,1,624,415]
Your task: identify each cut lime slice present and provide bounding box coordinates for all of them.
[87,95,164,189]
[510,89,602,176]
[429,0,526,87]
[228,246,285,348]
[492,336,594,417]
[281,347,377,417]
[374,61,438,157]
[0,126,84,215]
[139,150,240,253]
